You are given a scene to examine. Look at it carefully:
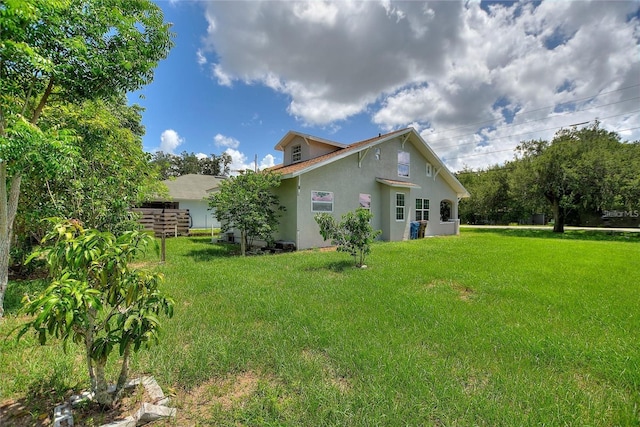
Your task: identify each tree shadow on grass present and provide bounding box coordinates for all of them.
[0,374,142,427]
[185,242,240,262]
[0,371,77,427]
[305,260,355,273]
[468,227,640,243]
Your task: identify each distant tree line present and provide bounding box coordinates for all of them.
[456,122,640,232]
[149,151,232,180]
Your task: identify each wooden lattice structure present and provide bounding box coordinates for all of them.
[131,208,190,237]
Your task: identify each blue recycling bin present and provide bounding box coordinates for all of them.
[410,221,420,239]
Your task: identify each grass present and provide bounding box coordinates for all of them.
[1,229,639,425]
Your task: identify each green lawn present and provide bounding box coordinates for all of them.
[2,229,639,425]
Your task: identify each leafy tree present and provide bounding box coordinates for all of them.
[514,122,629,232]
[150,151,232,179]
[208,170,284,256]
[315,208,382,267]
[0,0,172,316]
[201,152,232,176]
[149,151,178,180]
[17,96,164,245]
[18,219,174,407]
[457,164,517,224]
[178,151,202,175]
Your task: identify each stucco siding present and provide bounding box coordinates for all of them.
[272,178,299,245]
[275,133,465,250]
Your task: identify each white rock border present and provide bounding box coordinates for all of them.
[53,376,176,427]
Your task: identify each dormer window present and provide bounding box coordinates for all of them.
[291,144,302,163]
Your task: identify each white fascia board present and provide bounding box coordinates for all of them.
[274,130,347,151]
[409,130,470,198]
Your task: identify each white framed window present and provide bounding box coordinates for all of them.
[415,198,430,221]
[375,148,381,160]
[292,144,302,163]
[359,193,371,210]
[398,150,410,178]
[311,191,333,212]
[426,162,433,177]
[395,193,405,221]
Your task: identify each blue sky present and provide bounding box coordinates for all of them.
[132,0,640,173]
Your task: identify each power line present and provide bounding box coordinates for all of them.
[424,83,640,140]
[429,97,640,149]
[447,126,640,165]
[432,108,640,151]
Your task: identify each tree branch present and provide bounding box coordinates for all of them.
[31,76,55,124]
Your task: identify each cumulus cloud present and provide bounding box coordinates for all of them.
[159,129,184,154]
[224,148,276,174]
[202,1,463,125]
[199,0,639,170]
[260,154,276,169]
[214,133,240,149]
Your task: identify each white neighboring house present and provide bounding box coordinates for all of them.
[158,174,225,229]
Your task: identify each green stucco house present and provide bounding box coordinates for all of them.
[269,128,470,250]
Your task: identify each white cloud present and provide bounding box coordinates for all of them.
[195,152,208,160]
[260,154,276,169]
[159,129,184,154]
[196,49,207,65]
[293,1,339,26]
[201,0,640,170]
[224,148,276,174]
[214,133,240,149]
[213,64,233,87]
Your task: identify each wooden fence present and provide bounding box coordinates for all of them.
[131,208,190,237]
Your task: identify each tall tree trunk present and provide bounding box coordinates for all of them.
[0,163,21,318]
[551,199,565,233]
[240,229,246,256]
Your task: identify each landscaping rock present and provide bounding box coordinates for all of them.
[51,376,176,427]
[136,403,177,425]
[53,403,73,427]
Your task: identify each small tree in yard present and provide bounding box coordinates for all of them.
[17,219,174,407]
[208,170,284,256]
[315,208,382,267]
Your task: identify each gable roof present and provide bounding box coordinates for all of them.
[274,130,347,151]
[161,174,226,200]
[270,128,469,198]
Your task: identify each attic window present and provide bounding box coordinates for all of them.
[375,148,381,160]
[291,145,302,163]
[426,162,433,177]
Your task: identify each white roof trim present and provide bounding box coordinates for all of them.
[274,130,347,151]
[277,128,469,198]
